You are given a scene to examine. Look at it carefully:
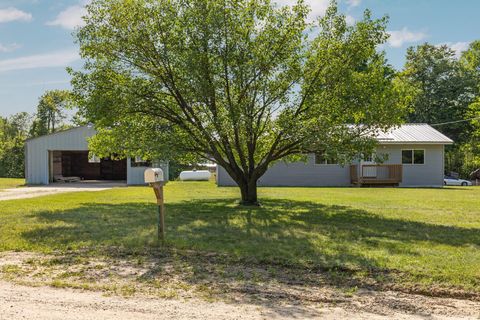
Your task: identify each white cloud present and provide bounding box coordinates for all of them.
[440,41,469,58]
[387,27,427,48]
[0,50,80,73]
[345,15,355,26]
[0,43,21,53]
[275,0,330,21]
[346,0,361,7]
[304,0,330,19]
[0,7,32,23]
[46,4,87,30]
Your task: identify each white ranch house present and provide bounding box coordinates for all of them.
[216,124,453,187]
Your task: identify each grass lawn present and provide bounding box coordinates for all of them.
[0,181,479,297]
[0,178,24,190]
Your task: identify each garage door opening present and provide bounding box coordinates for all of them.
[49,151,127,183]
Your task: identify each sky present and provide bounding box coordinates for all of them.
[0,0,479,117]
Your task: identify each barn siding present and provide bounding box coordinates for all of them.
[25,126,169,186]
[25,127,96,185]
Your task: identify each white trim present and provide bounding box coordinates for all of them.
[24,143,28,181]
[379,141,452,145]
[442,145,445,184]
[44,150,50,185]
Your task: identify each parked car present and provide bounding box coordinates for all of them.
[444,176,472,186]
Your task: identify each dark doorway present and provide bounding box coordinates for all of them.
[59,151,127,181]
[100,157,127,180]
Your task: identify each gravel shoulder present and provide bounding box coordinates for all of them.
[1,280,479,320]
[1,252,479,320]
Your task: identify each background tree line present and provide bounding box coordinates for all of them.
[397,41,480,177]
[0,90,74,178]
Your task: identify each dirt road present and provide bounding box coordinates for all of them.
[0,280,479,320]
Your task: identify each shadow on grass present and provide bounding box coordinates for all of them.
[23,198,480,253]
[20,198,480,305]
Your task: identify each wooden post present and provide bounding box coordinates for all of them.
[150,182,165,242]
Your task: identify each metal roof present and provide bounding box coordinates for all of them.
[25,126,94,143]
[26,124,452,146]
[375,124,453,144]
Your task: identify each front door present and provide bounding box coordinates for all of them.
[361,153,377,178]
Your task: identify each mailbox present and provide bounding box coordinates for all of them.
[145,168,166,242]
[144,168,164,184]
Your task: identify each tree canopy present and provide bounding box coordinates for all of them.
[72,0,407,204]
[397,44,478,143]
[394,42,480,177]
[459,41,480,175]
[0,113,31,178]
[30,89,74,137]
[0,90,77,179]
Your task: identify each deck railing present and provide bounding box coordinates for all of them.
[350,164,403,185]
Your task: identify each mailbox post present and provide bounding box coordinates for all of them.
[144,168,166,242]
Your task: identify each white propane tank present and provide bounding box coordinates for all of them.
[179,170,211,181]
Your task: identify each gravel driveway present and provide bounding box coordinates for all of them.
[0,182,125,201]
[3,280,477,320]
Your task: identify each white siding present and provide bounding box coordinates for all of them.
[25,126,169,186]
[217,144,446,187]
[25,127,96,185]
[217,154,351,187]
[126,159,169,185]
[379,144,444,187]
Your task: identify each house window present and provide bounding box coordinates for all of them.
[131,156,151,167]
[414,150,425,164]
[88,154,101,163]
[402,149,424,164]
[362,153,375,163]
[364,154,373,162]
[314,152,338,165]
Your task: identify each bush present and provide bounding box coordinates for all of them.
[0,138,25,178]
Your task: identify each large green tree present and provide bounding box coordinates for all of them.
[30,90,73,137]
[460,40,480,73]
[72,0,406,204]
[458,41,480,175]
[398,43,477,143]
[398,42,480,177]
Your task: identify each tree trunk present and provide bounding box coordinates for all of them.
[239,179,259,206]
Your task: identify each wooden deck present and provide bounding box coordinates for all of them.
[350,164,403,186]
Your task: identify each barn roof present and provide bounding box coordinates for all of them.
[25,126,94,143]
